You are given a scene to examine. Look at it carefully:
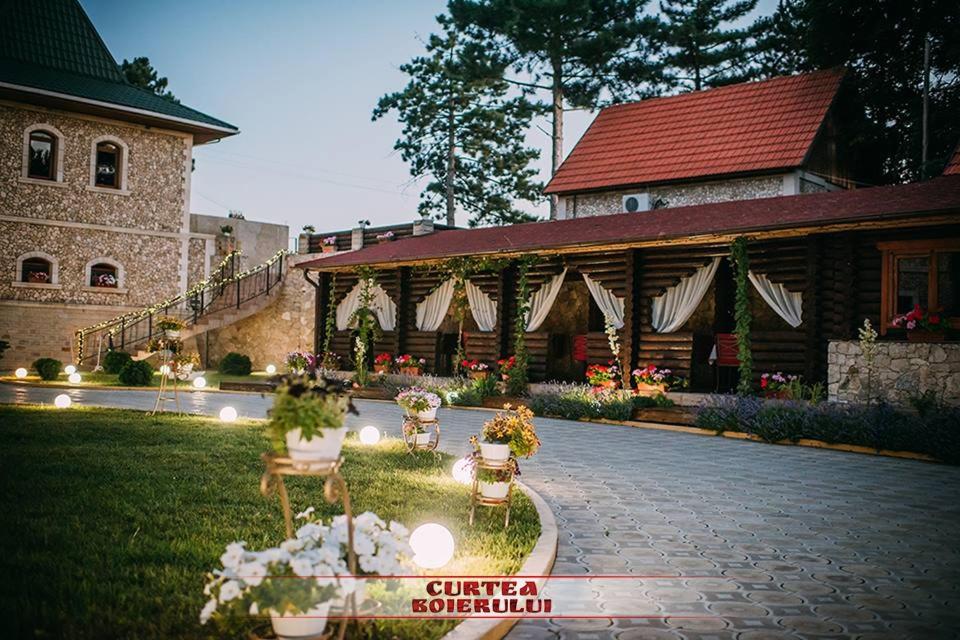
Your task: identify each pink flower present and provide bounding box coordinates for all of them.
[906,320,916,330]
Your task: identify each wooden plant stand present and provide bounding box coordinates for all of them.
[468,459,516,528]
[401,416,440,455]
[150,346,181,415]
[258,453,361,640]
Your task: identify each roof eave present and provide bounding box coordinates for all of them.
[0,81,239,143]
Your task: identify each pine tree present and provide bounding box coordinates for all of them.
[373,17,543,227]
[658,0,760,90]
[449,0,662,219]
[121,57,178,103]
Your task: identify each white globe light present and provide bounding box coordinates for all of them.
[54,393,72,408]
[68,372,82,384]
[64,364,77,375]
[159,364,171,376]
[15,367,28,378]
[219,406,238,422]
[265,364,277,375]
[359,425,380,445]
[410,523,455,569]
[452,457,474,485]
[193,376,207,389]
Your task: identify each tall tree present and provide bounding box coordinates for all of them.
[449,0,662,219]
[373,17,543,227]
[658,0,760,90]
[753,0,960,183]
[121,56,178,103]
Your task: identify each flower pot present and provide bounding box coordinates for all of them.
[164,329,181,340]
[479,480,510,500]
[270,602,331,640]
[416,406,437,421]
[763,390,790,400]
[374,364,390,374]
[27,273,49,283]
[321,245,337,254]
[479,442,510,464]
[331,581,367,610]
[400,367,421,376]
[285,427,347,462]
[907,331,946,343]
[593,379,618,390]
[634,382,666,396]
[468,371,489,380]
[415,432,431,446]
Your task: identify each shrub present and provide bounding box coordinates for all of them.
[219,352,252,375]
[33,358,62,381]
[0,339,9,362]
[103,350,133,374]
[118,360,154,386]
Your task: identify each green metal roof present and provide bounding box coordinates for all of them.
[0,0,238,134]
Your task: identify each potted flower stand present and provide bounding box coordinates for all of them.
[401,415,440,454]
[468,458,516,528]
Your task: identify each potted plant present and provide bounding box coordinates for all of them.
[395,387,441,421]
[172,351,200,380]
[472,404,540,464]
[294,510,412,608]
[462,359,490,380]
[285,350,316,374]
[396,354,424,376]
[156,316,186,340]
[319,351,341,372]
[892,305,948,342]
[302,225,316,234]
[94,273,118,288]
[374,353,393,374]
[201,527,356,639]
[402,416,432,445]
[268,374,357,462]
[376,230,395,243]
[496,356,516,382]
[469,454,519,499]
[586,361,620,390]
[27,270,49,284]
[632,364,687,396]
[759,371,797,399]
[220,224,233,237]
[321,236,338,254]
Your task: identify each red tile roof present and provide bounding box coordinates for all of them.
[299,176,960,270]
[945,143,960,175]
[544,69,845,195]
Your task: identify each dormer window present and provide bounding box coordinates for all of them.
[28,130,57,180]
[95,141,121,188]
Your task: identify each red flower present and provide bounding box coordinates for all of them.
[929,314,941,325]
[760,377,769,389]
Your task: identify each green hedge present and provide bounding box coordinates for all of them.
[103,350,133,374]
[32,358,62,381]
[695,396,960,464]
[118,360,154,386]
[218,352,251,376]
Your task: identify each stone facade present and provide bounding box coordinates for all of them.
[827,340,960,406]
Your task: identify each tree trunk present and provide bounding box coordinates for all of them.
[445,102,456,226]
[550,58,564,219]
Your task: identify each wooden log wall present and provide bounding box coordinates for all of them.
[326,270,401,369]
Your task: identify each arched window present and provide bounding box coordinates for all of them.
[14,252,59,286]
[89,136,129,192]
[83,257,125,291]
[22,125,65,183]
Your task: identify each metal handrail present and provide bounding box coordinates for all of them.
[74,250,287,364]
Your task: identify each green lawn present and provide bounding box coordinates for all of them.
[0,370,269,390]
[0,405,539,639]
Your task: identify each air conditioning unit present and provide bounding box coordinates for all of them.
[622,193,650,213]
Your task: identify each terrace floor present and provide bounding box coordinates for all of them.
[2,383,959,639]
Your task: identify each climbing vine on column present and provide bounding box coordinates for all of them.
[730,236,753,394]
[350,266,381,386]
[509,256,537,396]
[319,273,337,370]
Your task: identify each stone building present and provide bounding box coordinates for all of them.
[545,69,854,219]
[0,0,239,364]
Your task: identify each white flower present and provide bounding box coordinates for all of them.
[249,602,259,615]
[295,522,323,542]
[295,506,315,520]
[220,542,246,569]
[258,548,289,564]
[219,580,241,603]
[388,521,409,539]
[238,562,266,587]
[200,598,217,624]
[281,538,305,554]
[291,557,314,577]
[353,532,375,557]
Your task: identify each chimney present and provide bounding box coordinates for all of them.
[413,217,434,236]
[351,227,365,250]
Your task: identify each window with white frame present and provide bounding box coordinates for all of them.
[89,136,129,191]
[15,251,59,286]
[22,124,65,182]
[85,258,124,289]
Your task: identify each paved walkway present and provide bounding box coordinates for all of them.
[3,383,960,639]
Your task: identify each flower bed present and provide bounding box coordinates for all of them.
[695,396,960,463]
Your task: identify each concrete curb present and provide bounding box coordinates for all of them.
[0,379,267,395]
[442,480,559,640]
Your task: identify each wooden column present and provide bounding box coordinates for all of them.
[498,263,516,359]
[396,267,411,355]
[624,248,642,385]
[803,236,821,382]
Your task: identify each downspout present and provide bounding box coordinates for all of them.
[303,269,323,355]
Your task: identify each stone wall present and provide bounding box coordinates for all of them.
[563,175,785,218]
[200,259,315,369]
[190,214,289,270]
[827,340,960,406]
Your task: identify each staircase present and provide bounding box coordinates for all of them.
[75,250,288,367]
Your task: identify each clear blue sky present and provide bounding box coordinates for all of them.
[80,0,775,238]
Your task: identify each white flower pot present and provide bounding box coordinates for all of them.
[414,432,431,446]
[479,442,510,464]
[416,406,437,421]
[164,329,181,339]
[270,602,331,640]
[479,480,510,500]
[285,427,347,462]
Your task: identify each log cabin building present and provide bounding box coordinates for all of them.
[296,71,960,394]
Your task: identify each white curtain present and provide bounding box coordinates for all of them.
[465,279,497,332]
[416,278,455,331]
[335,280,397,331]
[582,272,625,329]
[525,268,567,332]
[749,271,803,328]
[651,257,720,333]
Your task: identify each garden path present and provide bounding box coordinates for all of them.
[2,383,959,639]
